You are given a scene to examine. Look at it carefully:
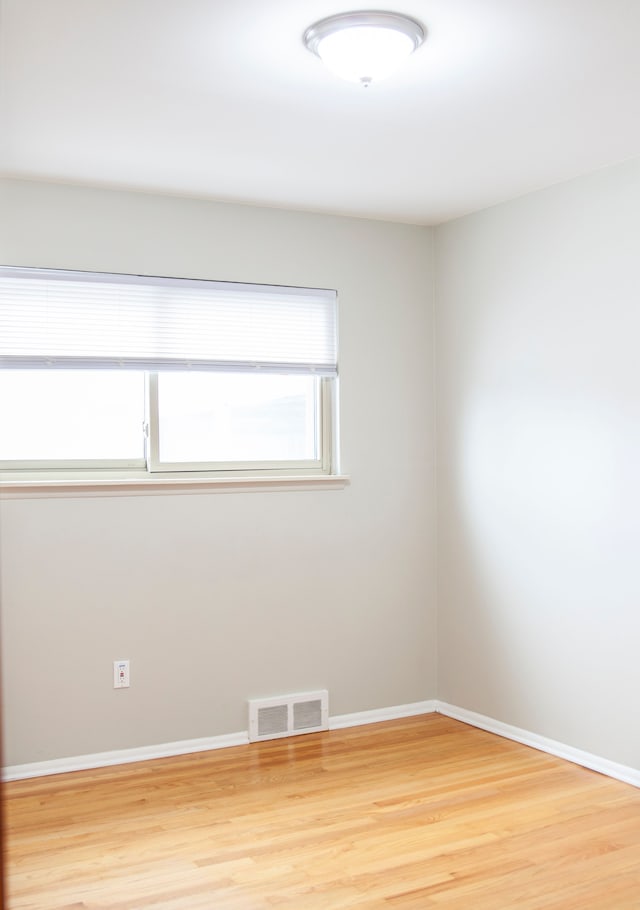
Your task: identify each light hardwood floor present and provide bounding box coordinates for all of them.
[5,714,640,909]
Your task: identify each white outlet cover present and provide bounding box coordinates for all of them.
[113,659,130,688]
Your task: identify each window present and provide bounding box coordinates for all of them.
[0,267,338,481]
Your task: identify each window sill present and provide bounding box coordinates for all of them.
[0,473,351,499]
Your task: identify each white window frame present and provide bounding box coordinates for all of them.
[0,369,148,472]
[145,371,334,476]
[0,267,343,489]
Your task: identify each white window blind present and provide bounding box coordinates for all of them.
[0,267,338,375]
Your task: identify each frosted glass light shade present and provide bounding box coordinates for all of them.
[304,11,424,86]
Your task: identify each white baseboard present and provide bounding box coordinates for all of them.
[436,701,640,789]
[329,700,437,730]
[2,732,250,782]
[6,699,637,789]
[3,701,437,781]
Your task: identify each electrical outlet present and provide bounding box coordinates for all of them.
[113,659,130,688]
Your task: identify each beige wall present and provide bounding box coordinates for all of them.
[0,179,437,765]
[5,157,640,776]
[436,158,640,770]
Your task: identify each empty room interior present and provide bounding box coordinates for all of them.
[1,1,640,907]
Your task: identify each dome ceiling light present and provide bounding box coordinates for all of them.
[303,10,425,87]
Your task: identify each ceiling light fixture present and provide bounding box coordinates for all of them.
[304,10,425,87]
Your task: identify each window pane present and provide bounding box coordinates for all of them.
[157,372,319,463]
[0,371,145,461]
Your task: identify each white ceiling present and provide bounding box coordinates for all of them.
[2,0,640,225]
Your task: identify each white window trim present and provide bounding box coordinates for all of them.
[0,375,346,494]
[145,373,333,475]
[0,267,343,489]
[0,472,351,498]
[0,372,335,478]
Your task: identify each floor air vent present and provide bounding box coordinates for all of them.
[249,690,329,743]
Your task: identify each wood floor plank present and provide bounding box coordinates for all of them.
[4,715,640,909]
